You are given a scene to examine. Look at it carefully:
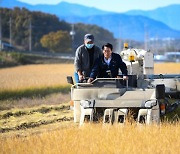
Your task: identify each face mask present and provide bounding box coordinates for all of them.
[85,43,94,49]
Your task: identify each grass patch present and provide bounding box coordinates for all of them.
[0,51,31,67]
[0,51,73,68]
[0,104,73,133]
[0,117,73,133]
[162,99,180,121]
[1,123,180,154]
[0,105,69,120]
[164,108,180,122]
[0,85,70,100]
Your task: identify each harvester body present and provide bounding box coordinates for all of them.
[68,46,180,125]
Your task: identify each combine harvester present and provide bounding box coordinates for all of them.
[67,44,180,125]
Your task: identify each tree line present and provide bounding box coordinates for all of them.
[0,7,115,53]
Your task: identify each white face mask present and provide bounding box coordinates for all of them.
[85,43,94,49]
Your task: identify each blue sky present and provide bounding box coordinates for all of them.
[18,0,180,12]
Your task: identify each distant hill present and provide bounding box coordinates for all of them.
[1,0,180,40]
[63,14,180,41]
[0,0,29,8]
[125,4,180,31]
[0,0,111,17]
[0,7,115,51]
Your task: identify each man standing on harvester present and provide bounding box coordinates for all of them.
[74,34,102,83]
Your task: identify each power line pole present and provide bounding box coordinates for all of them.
[144,25,149,51]
[0,14,2,51]
[9,17,12,46]
[70,24,75,56]
[29,19,32,52]
[119,22,122,52]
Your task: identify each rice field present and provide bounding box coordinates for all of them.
[0,62,180,154]
[154,62,180,74]
[0,63,179,92]
[0,64,74,91]
[0,123,180,154]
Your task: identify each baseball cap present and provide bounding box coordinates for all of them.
[84,34,94,42]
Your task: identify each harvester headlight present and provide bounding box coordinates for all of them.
[80,100,91,108]
[145,100,157,108]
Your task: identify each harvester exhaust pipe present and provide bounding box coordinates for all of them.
[156,84,165,99]
[156,84,166,115]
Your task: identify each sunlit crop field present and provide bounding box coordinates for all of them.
[1,123,180,154]
[0,63,180,154]
[0,63,179,91]
[0,64,74,91]
[154,62,180,74]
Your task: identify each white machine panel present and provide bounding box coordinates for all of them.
[144,52,154,68]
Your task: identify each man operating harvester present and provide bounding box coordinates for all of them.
[88,43,128,82]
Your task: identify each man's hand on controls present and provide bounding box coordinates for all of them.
[117,75,128,80]
[79,75,85,81]
[87,78,94,83]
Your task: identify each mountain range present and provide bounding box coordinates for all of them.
[1,0,180,41]
[63,14,180,41]
[0,0,112,17]
[125,4,180,31]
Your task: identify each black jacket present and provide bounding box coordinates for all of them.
[90,53,128,79]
